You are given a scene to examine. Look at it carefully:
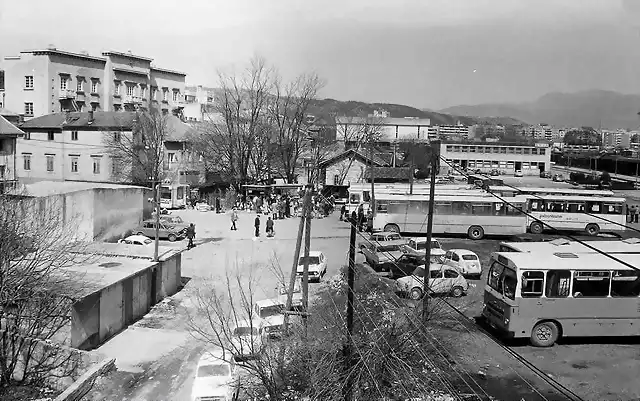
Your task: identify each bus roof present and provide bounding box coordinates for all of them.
[491,251,640,272]
[488,186,615,197]
[525,194,625,202]
[375,193,530,203]
[500,238,640,255]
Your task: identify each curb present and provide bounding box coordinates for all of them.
[54,358,116,401]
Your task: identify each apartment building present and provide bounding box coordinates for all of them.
[602,129,631,148]
[334,116,432,145]
[436,124,471,139]
[17,111,202,186]
[440,141,551,176]
[0,114,24,192]
[182,85,217,122]
[1,46,186,119]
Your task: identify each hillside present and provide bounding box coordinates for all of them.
[440,90,640,129]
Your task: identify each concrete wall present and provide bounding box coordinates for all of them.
[98,282,124,342]
[92,187,149,240]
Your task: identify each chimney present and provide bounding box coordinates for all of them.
[88,110,94,124]
[47,43,56,50]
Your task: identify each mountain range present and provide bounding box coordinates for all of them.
[440,90,640,130]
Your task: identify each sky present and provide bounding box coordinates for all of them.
[1,0,640,109]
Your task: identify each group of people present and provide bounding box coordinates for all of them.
[340,203,373,233]
[628,204,640,223]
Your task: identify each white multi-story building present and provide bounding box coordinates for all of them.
[335,116,432,144]
[602,129,631,148]
[182,85,218,122]
[436,123,470,139]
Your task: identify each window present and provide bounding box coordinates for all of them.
[92,157,101,174]
[140,86,146,98]
[523,148,531,155]
[70,157,78,173]
[71,131,78,141]
[539,148,546,155]
[587,201,601,213]
[114,81,121,95]
[472,203,492,215]
[572,271,611,297]
[25,76,33,89]
[23,154,31,171]
[114,105,122,111]
[434,201,452,214]
[444,269,459,278]
[172,91,179,101]
[47,131,55,141]
[151,87,158,100]
[521,271,544,297]
[91,80,98,93]
[113,132,121,142]
[333,174,340,185]
[487,262,517,300]
[545,200,565,213]
[60,77,68,90]
[532,148,538,155]
[430,269,442,279]
[77,78,84,92]
[611,271,640,297]
[46,155,54,172]
[168,152,176,164]
[603,203,623,215]
[126,84,135,96]
[91,103,98,111]
[451,252,460,262]
[545,270,571,298]
[24,102,34,116]
[162,89,168,102]
[111,157,121,175]
[567,202,585,213]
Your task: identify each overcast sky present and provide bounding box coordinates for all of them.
[1,0,640,109]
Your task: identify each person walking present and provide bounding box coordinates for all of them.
[366,210,374,234]
[230,208,239,231]
[254,214,261,237]
[357,204,365,232]
[340,204,346,221]
[266,216,275,237]
[186,223,196,249]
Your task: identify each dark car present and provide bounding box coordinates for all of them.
[540,171,551,178]
[388,253,447,279]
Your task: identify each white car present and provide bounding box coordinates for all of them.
[277,278,303,311]
[254,299,286,338]
[395,264,469,300]
[230,319,266,360]
[514,170,524,177]
[191,348,239,401]
[196,202,212,212]
[296,251,327,282]
[401,237,443,256]
[444,249,482,278]
[118,235,153,246]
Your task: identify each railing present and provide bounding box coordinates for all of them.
[58,89,76,99]
[124,95,142,104]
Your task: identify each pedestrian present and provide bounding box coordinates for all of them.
[254,214,261,237]
[366,210,373,233]
[635,205,639,223]
[230,208,239,231]
[186,223,196,249]
[266,216,275,237]
[340,204,346,221]
[357,204,365,232]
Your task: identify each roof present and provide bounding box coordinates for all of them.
[18,181,149,197]
[450,249,478,255]
[335,116,431,127]
[318,148,387,169]
[493,251,640,272]
[164,115,193,141]
[408,238,440,243]
[364,167,412,181]
[151,66,187,76]
[500,239,640,255]
[375,193,531,202]
[307,251,323,257]
[72,242,179,262]
[0,108,20,117]
[0,115,24,136]
[199,348,232,365]
[20,112,136,131]
[102,50,153,62]
[255,298,285,307]
[23,49,106,63]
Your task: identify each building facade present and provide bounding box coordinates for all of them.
[602,129,631,149]
[440,141,551,175]
[182,85,217,122]
[0,114,24,191]
[335,116,432,145]
[1,47,186,119]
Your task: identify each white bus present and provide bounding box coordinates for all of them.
[482,251,640,347]
[489,186,616,198]
[526,195,626,236]
[498,237,640,254]
[160,184,189,209]
[372,193,529,240]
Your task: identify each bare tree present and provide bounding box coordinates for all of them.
[0,194,89,393]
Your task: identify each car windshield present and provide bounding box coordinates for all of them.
[258,305,283,318]
[197,364,231,377]
[166,216,183,223]
[462,254,478,261]
[412,242,440,250]
[378,244,401,252]
[234,326,259,336]
[299,256,320,265]
[412,266,426,277]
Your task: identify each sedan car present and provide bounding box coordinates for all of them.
[395,265,469,300]
[254,299,286,339]
[134,220,187,242]
[514,170,523,177]
[361,240,406,272]
[443,249,482,278]
[196,202,212,212]
[296,251,327,282]
[401,238,443,256]
[358,231,403,251]
[230,319,266,361]
[118,235,153,246]
[191,348,239,401]
[389,251,446,279]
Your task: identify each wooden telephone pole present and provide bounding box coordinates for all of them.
[423,140,440,321]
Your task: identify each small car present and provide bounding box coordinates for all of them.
[514,170,523,177]
[191,347,239,401]
[358,231,403,251]
[389,251,446,279]
[196,202,212,212]
[553,174,564,182]
[296,251,327,282]
[134,219,187,242]
[118,235,153,246]
[444,249,482,278]
[395,265,469,300]
[540,171,551,178]
[401,237,443,256]
[277,277,303,311]
[254,299,286,339]
[361,240,406,271]
[230,319,266,360]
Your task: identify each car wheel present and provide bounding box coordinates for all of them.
[585,223,600,236]
[168,234,177,242]
[529,221,544,234]
[384,224,400,233]
[530,321,560,347]
[450,286,464,298]
[467,225,484,240]
[409,287,423,300]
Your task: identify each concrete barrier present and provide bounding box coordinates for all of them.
[53,358,116,401]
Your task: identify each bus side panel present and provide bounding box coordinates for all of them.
[547,298,640,338]
[529,212,625,232]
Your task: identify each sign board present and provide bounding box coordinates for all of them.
[535,143,549,148]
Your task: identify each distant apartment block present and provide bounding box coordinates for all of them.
[182,85,217,122]
[1,46,186,120]
[334,115,432,145]
[602,129,631,148]
[435,123,471,139]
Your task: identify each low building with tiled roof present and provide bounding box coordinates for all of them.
[0,114,25,192]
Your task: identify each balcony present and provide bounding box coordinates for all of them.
[76,91,86,102]
[58,89,76,99]
[124,95,142,104]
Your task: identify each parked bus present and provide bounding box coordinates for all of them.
[372,193,529,239]
[159,184,189,209]
[498,237,640,254]
[525,195,626,236]
[489,186,616,198]
[482,251,640,347]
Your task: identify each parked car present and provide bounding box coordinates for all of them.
[553,174,564,182]
[191,348,240,401]
[389,251,446,279]
[196,202,212,212]
[444,249,482,278]
[395,265,469,300]
[361,240,406,272]
[160,215,185,225]
[358,231,403,251]
[230,319,266,360]
[118,235,153,246]
[254,299,286,339]
[135,220,187,242]
[401,237,443,256]
[514,170,523,177]
[277,277,303,311]
[540,171,551,178]
[490,169,500,176]
[296,251,327,282]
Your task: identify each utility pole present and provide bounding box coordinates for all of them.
[423,141,440,321]
[154,182,160,262]
[301,184,313,335]
[343,212,357,401]
[369,142,376,217]
[409,157,414,195]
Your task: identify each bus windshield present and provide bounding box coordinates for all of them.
[488,261,517,300]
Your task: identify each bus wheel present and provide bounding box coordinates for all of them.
[585,223,600,236]
[384,224,400,233]
[529,221,544,234]
[530,321,559,347]
[467,226,485,240]
[409,287,423,300]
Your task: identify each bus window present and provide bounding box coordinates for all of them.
[177,186,184,200]
[493,203,506,216]
[506,204,523,215]
[503,270,517,300]
[529,199,545,212]
[160,188,172,200]
[488,262,517,300]
[545,201,565,213]
[409,200,426,214]
[572,271,610,297]
[611,271,640,297]
[521,271,544,298]
[434,202,452,214]
[603,203,623,214]
[472,203,492,215]
[586,201,602,213]
[362,191,371,202]
[452,202,471,215]
[376,201,388,213]
[545,270,571,298]
[350,194,360,204]
[567,202,585,213]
